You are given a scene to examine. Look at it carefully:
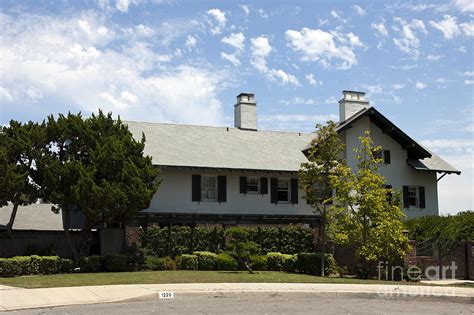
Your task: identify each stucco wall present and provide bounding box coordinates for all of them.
[146,168,315,216]
[343,116,439,218]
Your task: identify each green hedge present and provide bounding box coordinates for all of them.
[215,253,238,271]
[103,254,128,272]
[296,253,337,276]
[176,254,198,270]
[193,251,218,270]
[266,252,296,272]
[249,255,267,271]
[141,226,314,257]
[145,256,177,270]
[0,256,71,277]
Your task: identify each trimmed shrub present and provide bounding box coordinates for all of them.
[31,256,61,275]
[60,259,74,273]
[266,252,296,272]
[10,256,37,275]
[296,253,337,276]
[103,254,128,272]
[145,256,176,271]
[215,253,237,271]
[81,255,103,273]
[0,258,18,277]
[193,251,218,270]
[176,254,198,270]
[249,255,267,271]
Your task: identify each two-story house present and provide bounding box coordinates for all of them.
[124,90,460,227]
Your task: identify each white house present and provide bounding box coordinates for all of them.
[125,90,460,226]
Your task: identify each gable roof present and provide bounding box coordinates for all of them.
[125,121,314,172]
[336,107,431,159]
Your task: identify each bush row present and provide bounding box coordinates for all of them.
[0,254,142,277]
[141,226,315,257]
[0,256,73,277]
[144,252,336,276]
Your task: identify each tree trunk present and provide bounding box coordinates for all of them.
[320,207,326,277]
[64,206,80,261]
[6,202,20,239]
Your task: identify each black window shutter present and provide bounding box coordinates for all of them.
[218,176,227,202]
[192,175,201,202]
[291,178,299,204]
[239,176,247,194]
[270,178,278,204]
[260,177,268,194]
[419,186,425,208]
[402,186,409,208]
[384,150,391,164]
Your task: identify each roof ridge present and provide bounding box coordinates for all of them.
[124,120,314,136]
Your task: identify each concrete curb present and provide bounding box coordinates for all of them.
[1,283,473,311]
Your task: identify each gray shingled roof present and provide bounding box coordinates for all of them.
[407,146,460,174]
[0,204,86,231]
[125,121,315,172]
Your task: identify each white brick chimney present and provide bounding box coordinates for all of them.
[234,93,257,130]
[339,90,369,122]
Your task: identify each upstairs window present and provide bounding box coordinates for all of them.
[201,176,217,202]
[403,185,425,209]
[247,177,259,194]
[373,149,391,164]
[277,179,290,203]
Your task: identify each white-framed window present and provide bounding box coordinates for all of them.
[277,179,290,203]
[201,175,217,202]
[247,177,259,194]
[314,182,324,202]
[408,186,418,207]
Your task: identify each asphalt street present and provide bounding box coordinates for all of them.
[7,292,473,315]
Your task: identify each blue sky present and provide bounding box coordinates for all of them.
[0,0,473,214]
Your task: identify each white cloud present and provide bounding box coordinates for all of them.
[460,21,474,36]
[257,8,269,19]
[415,81,427,89]
[249,36,299,86]
[268,69,300,86]
[220,52,240,66]
[0,86,14,101]
[392,83,405,90]
[452,0,474,13]
[393,18,427,57]
[435,77,453,84]
[427,54,442,61]
[429,15,461,39]
[457,45,467,52]
[285,27,359,69]
[371,22,388,37]
[325,96,338,104]
[465,79,474,85]
[221,32,245,52]
[260,114,337,122]
[116,0,133,12]
[185,35,197,48]
[207,8,226,35]
[1,11,226,126]
[250,36,272,72]
[240,4,250,16]
[352,5,366,16]
[462,71,474,76]
[330,10,347,23]
[363,84,383,97]
[305,74,322,86]
[280,97,319,105]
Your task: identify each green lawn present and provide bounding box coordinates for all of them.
[0,271,409,288]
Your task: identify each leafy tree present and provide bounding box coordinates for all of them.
[329,131,409,277]
[38,111,160,259]
[0,121,47,238]
[299,121,346,276]
[224,227,260,274]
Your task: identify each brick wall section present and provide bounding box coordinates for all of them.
[405,240,417,266]
[416,241,473,280]
[124,225,142,248]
